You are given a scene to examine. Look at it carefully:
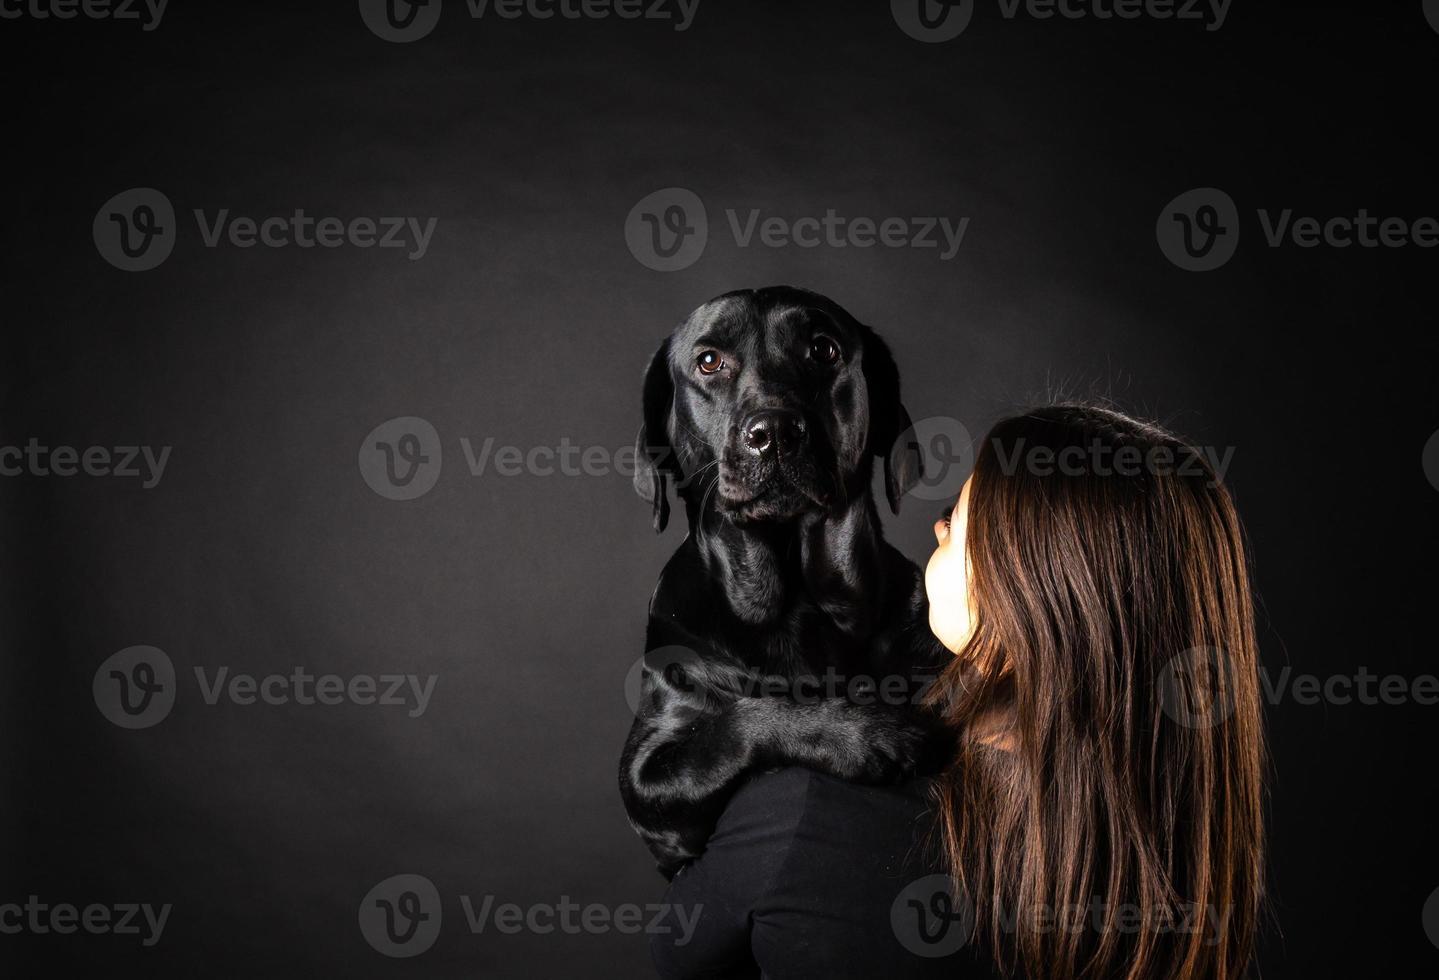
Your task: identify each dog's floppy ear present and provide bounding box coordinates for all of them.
[859,325,923,514]
[634,337,676,533]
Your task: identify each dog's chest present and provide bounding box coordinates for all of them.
[748,599,879,679]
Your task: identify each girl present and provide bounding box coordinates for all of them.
[654,404,1265,980]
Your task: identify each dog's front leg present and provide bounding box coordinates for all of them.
[621,701,760,877]
[735,695,934,784]
[621,672,935,876]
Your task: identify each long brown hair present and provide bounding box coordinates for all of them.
[925,405,1265,980]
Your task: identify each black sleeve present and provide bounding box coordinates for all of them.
[647,769,809,980]
[651,768,987,980]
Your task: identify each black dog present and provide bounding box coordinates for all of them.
[618,286,952,878]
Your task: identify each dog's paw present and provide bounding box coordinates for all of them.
[823,705,930,785]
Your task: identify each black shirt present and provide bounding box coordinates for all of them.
[651,767,998,980]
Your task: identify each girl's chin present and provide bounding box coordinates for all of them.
[927,612,959,654]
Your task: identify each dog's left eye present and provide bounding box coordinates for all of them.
[810,335,840,364]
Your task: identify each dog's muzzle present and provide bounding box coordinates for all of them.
[718,407,831,520]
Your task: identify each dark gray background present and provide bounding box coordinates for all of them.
[3,0,1437,975]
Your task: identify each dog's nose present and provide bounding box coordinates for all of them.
[743,410,805,457]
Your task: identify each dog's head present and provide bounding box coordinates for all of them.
[634,286,923,532]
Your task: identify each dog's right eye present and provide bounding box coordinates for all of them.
[696,350,724,375]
